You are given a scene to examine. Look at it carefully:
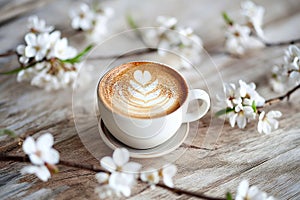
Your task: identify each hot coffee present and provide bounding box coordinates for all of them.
[98,62,188,118]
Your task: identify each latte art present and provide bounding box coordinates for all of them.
[99,62,188,118]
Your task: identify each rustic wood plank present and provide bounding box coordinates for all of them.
[0,0,57,25]
[0,0,300,199]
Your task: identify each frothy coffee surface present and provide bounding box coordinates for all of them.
[99,62,188,118]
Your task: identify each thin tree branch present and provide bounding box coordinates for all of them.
[0,154,226,200]
[263,84,300,107]
[265,38,300,47]
[156,183,226,200]
[88,47,157,60]
[0,50,16,57]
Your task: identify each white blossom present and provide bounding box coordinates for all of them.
[284,45,300,83]
[86,7,114,43]
[239,80,265,107]
[96,148,141,198]
[109,172,136,197]
[227,103,256,129]
[160,164,177,188]
[284,45,300,65]
[17,67,37,82]
[21,133,59,182]
[69,3,113,42]
[177,27,203,68]
[16,45,29,64]
[17,61,80,91]
[235,180,275,200]
[270,45,300,92]
[52,38,77,60]
[241,1,265,38]
[24,32,50,61]
[27,15,54,33]
[21,165,51,182]
[22,133,59,165]
[145,16,203,68]
[223,83,241,108]
[70,3,94,31]
[140,168,160,189]
[100,148,141,173]
[46,31,62,59]
[218,80,266,130]
[258,111,282,134]
[225,23,264,55]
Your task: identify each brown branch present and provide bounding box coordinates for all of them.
[265,38,300,47]
[0,154,226,200]
[0,50,16,57]
[263,84,300,106]
[156,183,226,200]
[88,47,157,60]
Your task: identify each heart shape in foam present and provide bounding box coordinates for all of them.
[133,70,152,86]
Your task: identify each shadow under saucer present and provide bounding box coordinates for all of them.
[98,118,189,158]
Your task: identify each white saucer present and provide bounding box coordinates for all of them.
[98,118,189,158]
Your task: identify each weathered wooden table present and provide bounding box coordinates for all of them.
[1,0,299,199]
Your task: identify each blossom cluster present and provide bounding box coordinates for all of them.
[16,16,82,91]
[144,16,203,68]
[218,80,282,134]
[223,1,265,55]
[236,180,275,200]
[270,45,300,93]
[95,148,177,199]
[69,3,113,43]
[21,133,60,182]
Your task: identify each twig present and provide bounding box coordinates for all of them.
[265,38,300,47]
[263,84,300,106]
[156,183,225,200]
[88,47,157,60]
[0,154,226,200]
[0,50,16,57]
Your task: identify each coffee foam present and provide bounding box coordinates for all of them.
[99,62,188,118]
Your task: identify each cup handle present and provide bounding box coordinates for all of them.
[182,89,210,123]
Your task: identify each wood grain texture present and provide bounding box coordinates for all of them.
[0,0,300,199]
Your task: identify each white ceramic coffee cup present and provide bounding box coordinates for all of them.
[97,61,210,149]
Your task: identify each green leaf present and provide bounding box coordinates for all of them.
[222,12,234,25]
[127,14,138,29]
[252,101,257,113]
[62,44,94,64]
[215,107,234,117]
[0,63,35,75]
[0,129,17,138]
[226,192,233,200]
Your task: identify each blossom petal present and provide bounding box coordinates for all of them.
[42,148,60,164]
[162,164,177,178]
[109,172,134,197]
[113,148,129,167]
[237,114,247,129]
[25,46,36,58]
[229,113,237,127]
[266,111,282,118]
[163,177,174,188]
[21,165,51,182]
[22,137,37,155]
[29,154,44,165]
[122,162,142,173]
[101,156,117,172]
[257,120,263,134]
[36,133,54,150]
[25,33,37,46]
[262,122,272,134]
[95,172,109,184]
[236,180,249,197]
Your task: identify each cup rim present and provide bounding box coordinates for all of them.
[97,60,189,119]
